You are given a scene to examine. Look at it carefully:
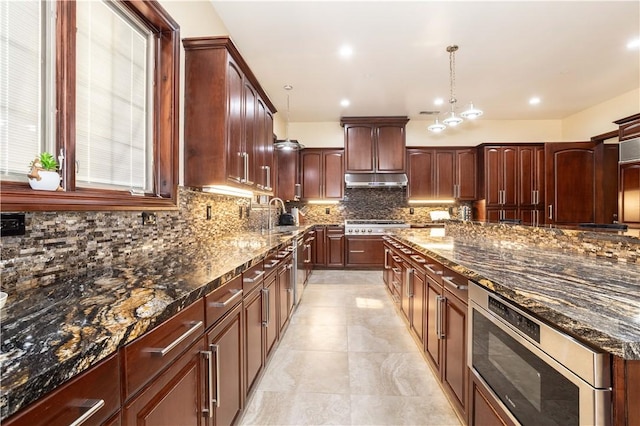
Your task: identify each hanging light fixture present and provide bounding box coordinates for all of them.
[428,45,483,133]
[274,85,305,151]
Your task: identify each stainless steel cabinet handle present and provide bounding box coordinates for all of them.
[384,249,390,269]
[201,350,213,418]
[237,152,245,182]
[392,267,401,274]
[243,152,249,183]
[265,165,271,190]
[349,250,365,253]
[243,270,265,283]
[439,296,446,339]
[209,289,243,307]
[548,204,553,220]
[425,264,442,275]
[261,288,269,326]
[435,295,442,339]
[69,399,105,426]
[149,321,203,357]
[264,259,279,269]
[210,344,221,408]
[305,244,312,263]
[410,254,425,264]
[406,268,414,297]
[443,276,468,291]
[392,255,402,262]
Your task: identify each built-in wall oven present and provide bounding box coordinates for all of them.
[468,282,611,426]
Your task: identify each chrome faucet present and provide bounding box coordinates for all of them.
[268,197,287,230]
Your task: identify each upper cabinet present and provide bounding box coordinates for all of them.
[406,148,477,200]
[275,149,300,202]
[300,149,344,200]
[340,116,409,173]
[615,113,640,141]
[183,37,276,194]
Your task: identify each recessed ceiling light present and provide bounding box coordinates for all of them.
[434,98,444,106]
[340,99,350,107]
[627,38,640,49]
[529,97,541,105]
[339,45,353,58]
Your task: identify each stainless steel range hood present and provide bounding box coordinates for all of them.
[344,173,408,188]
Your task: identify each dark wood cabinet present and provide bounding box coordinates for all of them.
[469,373,513,426]
[263,268,279,359]
[277,254,294,334]
[243,283,265,395]
[406,147,477,201]
[205,302,244,426]
[345,236,384,268]
[425,273,443,372]
[183,37,276,194]
[615,113,640,141]
[341,116,409,173]
[620,162,640,224]
[325,226,345,267]
[517,145,545,226]
[481,146,518,208]
[442,282,468,418]
[4,354,121,426]
[275,149,299,201]
[314,226,326,265]
[300,149,344,200]
[408,267,425,343]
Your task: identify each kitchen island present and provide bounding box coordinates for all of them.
[0,226,310,422]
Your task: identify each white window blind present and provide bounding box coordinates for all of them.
[0,0,45,179]
[76,1,152,191]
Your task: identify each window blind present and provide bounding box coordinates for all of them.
[0,1,44,178]
[75,1,151,191]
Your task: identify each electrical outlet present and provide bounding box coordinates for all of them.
[245,206,250,218]
[325,208,330,214]
[1,213,25,237]
[142,212,157,226]
[206,205,212,220]
[239,206,243,219]
[409,207,415,215]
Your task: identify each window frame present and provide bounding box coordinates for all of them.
[1,0,180,211]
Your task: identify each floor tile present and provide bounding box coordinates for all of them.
[241,391,351,425]
[350,394,460,426]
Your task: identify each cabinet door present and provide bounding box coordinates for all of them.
[301,150,321,199]
[455,148,477,200]
[470,377,512,426]
[435,150,455,198]
[323,150,344,199]
[243,81,257,187]
[502,147,518,206]
[410,269,425,343]
[545,142,598,225]
[484,148,502,206]
[442,291,467,419]
[424,275,442,373]
[206,303,243,426]
[620,163,640,223]
[345,236,384,267]
[123,338,205,426]
[264,272,279,358]
[518,146,545,207]
[326,229,345,267]
[407,149,435,199]
[277,260,293,333]
[244,286,264,394]
[376,125,405,173]
[345,125,375,172]
[276,149,298,201]
[400,258,410,323]
[226,58,245,184]
[314,226,326,265]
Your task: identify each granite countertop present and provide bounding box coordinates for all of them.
[390,229,640,360]
[0,226,310,420]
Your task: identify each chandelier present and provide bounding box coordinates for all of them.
[428,45,483,133]
[274,85,305,151]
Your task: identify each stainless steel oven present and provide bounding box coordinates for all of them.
[468,282,611,426]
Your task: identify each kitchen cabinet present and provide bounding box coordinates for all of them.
[406,148,477,200]
[275,149,300,201]
[615,113,640,141]
[517,145,545,226]
[183,37,276,194]
[277,251,294,334]
[123,337,206,426]
[341,116,409,173]
[325,226,345,267]
[4,354,121,426]
[620,162,640,224]
[314,226,326,265]
[480,145,518,208]
[242,262,265,395]
[469,373,514,426]
[345,236,384,268]
[300,149,344,200]
[263,262,279,359]
[205,302,244,426]
[424,270,443,372]
[406,259,426,343]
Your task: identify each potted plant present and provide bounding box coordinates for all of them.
[27,152,62,191]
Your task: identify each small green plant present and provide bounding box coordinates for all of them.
[30,152,59,171]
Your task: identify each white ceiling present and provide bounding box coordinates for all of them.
[211,1,640,123]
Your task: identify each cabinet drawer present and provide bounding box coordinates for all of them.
[123,299,205,399]
[5,354,120,426]
[423,256,443,283]
[442,268,468,303]
[206,274,243,329]
[242,261,265,293]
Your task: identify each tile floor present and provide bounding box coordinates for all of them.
[239,270,462,426]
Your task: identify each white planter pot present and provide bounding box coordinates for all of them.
[28,170,61,191]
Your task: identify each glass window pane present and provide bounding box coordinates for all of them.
[75,1,151,191]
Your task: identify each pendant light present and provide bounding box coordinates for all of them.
[274,85,305,151]
[428,45,483,133]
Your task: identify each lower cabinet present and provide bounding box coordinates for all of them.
[325,226,345,267]
[469,372,514,426]
[442,284,468,417]
[408,267,425,344]
[123,337,206,426]
[345,236,384,267]
[264,268,279,359]
[278,254,294,333]
[244,285,265,395]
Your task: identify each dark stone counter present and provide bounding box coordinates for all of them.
[0,227,308,420]
[390,229,640,360]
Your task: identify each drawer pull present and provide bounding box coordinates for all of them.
[149,321,203,357]
[202,350,213,418]
[426,264,443,275]
[349,250,365,253]
[264,259,279,269]
[410,255,426,263]
[209,289,243,307]
[443,276,468,291]
[69,399,105,426]
[392,268,401,274]
[243,270,265,283]
[211,344,221,408]
[392,256,402,262]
